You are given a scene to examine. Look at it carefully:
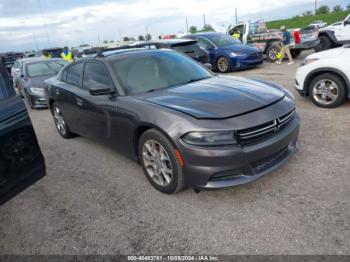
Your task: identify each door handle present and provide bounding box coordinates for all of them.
[55,89,60,95]
[76,97,83,106]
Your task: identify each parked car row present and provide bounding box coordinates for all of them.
[1,26,349,201]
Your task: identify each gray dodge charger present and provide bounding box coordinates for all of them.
[45,48,299,194]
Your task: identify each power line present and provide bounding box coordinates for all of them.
[37,0,51,47]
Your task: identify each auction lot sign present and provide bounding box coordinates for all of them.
[0,256,349,262]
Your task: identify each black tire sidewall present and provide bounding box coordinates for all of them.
[317,36,331,52]
[309,73,346,108]
[138,129,185,194]
[216,56,231,73]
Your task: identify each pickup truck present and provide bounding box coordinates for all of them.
[315,14,350,51]
[227,20,320,62]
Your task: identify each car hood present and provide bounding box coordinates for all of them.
[28,75,56,88]
[307,46,347,59]
[136,76,285,119]
[221,44,260,54]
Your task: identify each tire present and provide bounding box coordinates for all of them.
[51,103,74,138]
[266,44,281,62]
[138,129,186,194]
[216,56,231,73]
[25,90,33,109]
[291,49,302,58]
[314,36,331,52]
[309,73,346,108]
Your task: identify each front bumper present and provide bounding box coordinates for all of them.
[28,94,48,108]
[231,53,264,70]
[294,67,308,96]
[178,115,300,190]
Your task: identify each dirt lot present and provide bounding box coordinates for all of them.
[1,52,350,255]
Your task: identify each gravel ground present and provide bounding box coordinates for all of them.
[1,52,350,255]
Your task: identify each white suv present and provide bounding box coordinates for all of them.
[295,45,350,108]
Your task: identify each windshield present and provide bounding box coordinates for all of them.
[110,51,212,94]
[26,61,67,77]
[205,34,241,47]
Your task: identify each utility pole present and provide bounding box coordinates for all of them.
[186,17,189,33]
[33,32,39,51]
[314,0,317,15]
[235,8,238,25]
[203,14,206,27]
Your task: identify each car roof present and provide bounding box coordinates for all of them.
[193,32,223,38]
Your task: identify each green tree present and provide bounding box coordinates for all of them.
[138,35,145,41]
[189,26,197,34]
[122,36,130,41]
[316,5,330,15]
[302,10,313,16]
[145,34,152,41]
[103,40,108,44]
[333,5,343,12]
[201,24,215,32]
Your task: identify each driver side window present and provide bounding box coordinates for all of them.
[197,37,214,50]
[82,62,114,91]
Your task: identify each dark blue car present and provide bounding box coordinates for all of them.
[183,32,263,73]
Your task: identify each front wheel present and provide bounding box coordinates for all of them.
[266,44,281,62]
[216,56,231,73]
[139,129,185,194]
[291,49,302,58]
[314,36,331,52]
[309,73,346,108]
[51,103,74,138]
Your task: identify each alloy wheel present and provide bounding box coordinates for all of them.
[312,79,339,106]
[217,57,229,72]
[268,47,279,61]
[53,106,67,136]
[142,139,173,187]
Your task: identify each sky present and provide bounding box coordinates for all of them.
[0,0,349,52]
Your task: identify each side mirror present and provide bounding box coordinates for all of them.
[204,63,213,70]
[89,85,113,96]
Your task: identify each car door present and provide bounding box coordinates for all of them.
[0,58,46,206]
[337,16,350,41]
[53,62,84,134]
[75,61,117,140]
[196,37,218,65]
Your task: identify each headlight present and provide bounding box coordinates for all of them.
[182,131,236,146]
[300,58,319,66]
[229,52,245,57]
[29,87,45,95]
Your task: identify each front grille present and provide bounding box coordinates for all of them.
[251,146,289,172]
[237,109,295,145]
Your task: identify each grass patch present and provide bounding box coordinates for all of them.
[266,11,349,29]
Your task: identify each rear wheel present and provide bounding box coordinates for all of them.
[291,49,302,58]
[51,103,74,138]
[314,36,331,52]
[266,44,281,62]
[139,129,185,194]
[216,56,231,73]
[309,73,346,108]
